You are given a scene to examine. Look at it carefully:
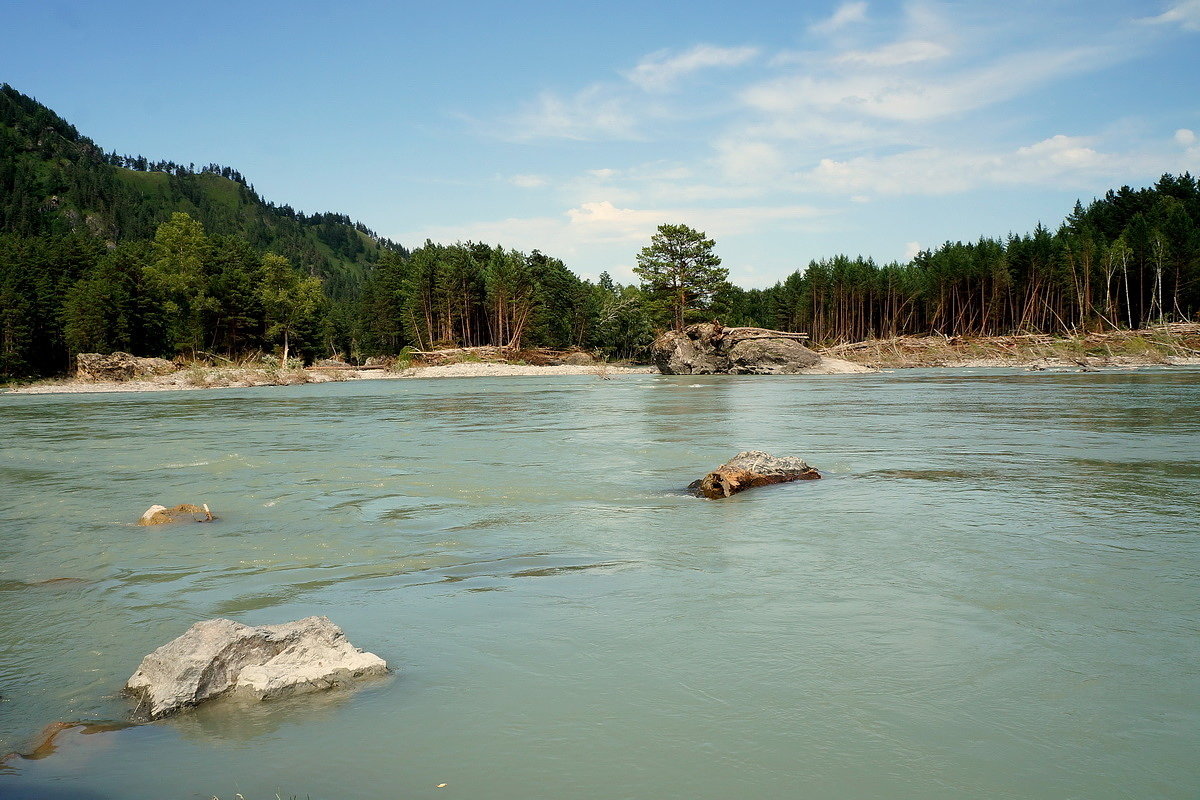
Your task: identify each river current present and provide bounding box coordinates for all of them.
[1,369,1197,799]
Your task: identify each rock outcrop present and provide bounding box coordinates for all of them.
[652,324,830,375]
[562,351,596,365]
[125,616,388,719]
[76,352,177,382]
[689,450,820,498]
[137,504,215,525]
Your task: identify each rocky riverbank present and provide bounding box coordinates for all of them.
[821,323,1200,370]
[4,361,653,394]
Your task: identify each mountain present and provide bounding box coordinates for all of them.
[0,84,403,300]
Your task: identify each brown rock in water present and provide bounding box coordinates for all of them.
[137,504,215,525]
[652,324,821,375]
[690,450,820,498]
[76,352,177,382]
[125,616,388,719]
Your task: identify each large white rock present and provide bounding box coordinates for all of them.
[125,616,388,719]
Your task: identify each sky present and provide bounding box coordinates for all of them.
[3,0,1199,287]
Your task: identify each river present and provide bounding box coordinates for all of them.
[1,369,1197,799]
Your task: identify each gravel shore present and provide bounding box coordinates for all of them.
[4,363,655,394]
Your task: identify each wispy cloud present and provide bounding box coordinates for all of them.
[1138,0,1200,31]
[460,2,1197,279]
[810,1,869,35]
[834,39,949,67]
[741,45,1116,122]
[509,174,548,188]
[509,85,639,141]
[790,133,1196,196]
[626,44,759,92]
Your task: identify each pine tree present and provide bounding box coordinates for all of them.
[634,224,727,331]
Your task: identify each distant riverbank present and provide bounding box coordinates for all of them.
[5,324,1199,395]
[825,323,1200,370]
[4,362,655,395]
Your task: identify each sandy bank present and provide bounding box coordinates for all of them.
[4,363,654,394]
[393,363,654,379]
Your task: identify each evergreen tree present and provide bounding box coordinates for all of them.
[634,224,728,330]
[259,253,323,366]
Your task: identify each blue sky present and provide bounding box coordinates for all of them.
[4,0,1199,286]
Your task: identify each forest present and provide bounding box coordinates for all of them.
[1,83,1198,379]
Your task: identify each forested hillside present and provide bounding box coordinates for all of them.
[0,84,399,299]
[1,83,1197,380]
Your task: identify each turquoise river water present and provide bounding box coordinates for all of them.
[0,369,1197,799]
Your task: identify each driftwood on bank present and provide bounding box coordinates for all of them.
[817,324,1200,368]
[407,345,596,366]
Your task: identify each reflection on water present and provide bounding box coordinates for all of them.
[1,369,1198,799]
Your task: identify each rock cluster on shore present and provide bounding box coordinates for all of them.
[75,352,177,382]
[652,323,871,375]
[125,616,388,719]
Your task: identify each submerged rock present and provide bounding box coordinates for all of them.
[125,616,388,719]
[75,352,176,382]
[652,324,825,375]
[137,504,214,525]
[690,450,820,499]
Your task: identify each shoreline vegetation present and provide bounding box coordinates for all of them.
[5,85,1200,386]
[6,323,1197,395]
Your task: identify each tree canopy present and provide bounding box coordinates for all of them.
[634,224,728,331]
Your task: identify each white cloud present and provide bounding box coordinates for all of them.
[1176,128,1197,146]
[400,201,829,269]
[1138,0,1200,31]
[509,85,638,141]
[741,46,1114,122]
[510,174,547,188]
[834,40,950,67]
[714,139,784,182]
[792,134,1177,196]
[626,44,759,92]
[811,2,868,35]
[903,241,922,260]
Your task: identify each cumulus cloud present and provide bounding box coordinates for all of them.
[1176,128,1197,146]
[903,241,922,260]
[626,44,759,92]
[811,1,868,35]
